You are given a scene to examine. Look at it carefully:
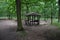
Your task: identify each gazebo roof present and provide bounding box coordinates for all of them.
[25,12,41,16]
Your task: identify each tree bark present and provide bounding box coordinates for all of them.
[16,0,24,31]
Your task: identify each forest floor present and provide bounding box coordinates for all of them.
[0,20,60,40]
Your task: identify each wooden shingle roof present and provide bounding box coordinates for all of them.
[25,12,41,16]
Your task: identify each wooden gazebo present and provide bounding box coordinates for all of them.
[25,12,41,25]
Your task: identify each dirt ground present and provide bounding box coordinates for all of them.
[0,20,60,40]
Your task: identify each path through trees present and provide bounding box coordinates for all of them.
[0,20,60,40]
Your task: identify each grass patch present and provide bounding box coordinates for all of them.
[51,18,60,29]
[52,22,60,29]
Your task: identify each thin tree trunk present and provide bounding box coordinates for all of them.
[58,0,60,22]
[16,0,24,31]
[51,3,54,24]
[26,3,29,13]
[44,2,46,21]
[51,9,53,24]
[8,5,11,20]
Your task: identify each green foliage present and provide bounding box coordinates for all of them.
[21,0,58,19]
[0,0,16,18]
[0,0,59,20]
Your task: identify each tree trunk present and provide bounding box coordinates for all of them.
[8,6,11,20]
[16,0,24,31]
[58,0,60,22]
[26,3,29,13]
[44,2,46,21]
[51,9,53,24]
